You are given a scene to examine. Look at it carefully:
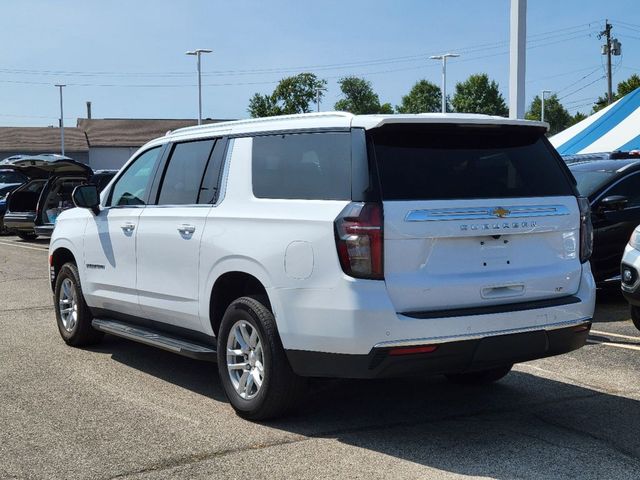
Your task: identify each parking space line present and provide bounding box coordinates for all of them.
[587,339,640,351]
[0,241,48,252]
[591,329,640,342]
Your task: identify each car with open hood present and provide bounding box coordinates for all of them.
[3,156,115,239]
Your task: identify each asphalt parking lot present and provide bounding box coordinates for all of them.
[2,236,640,479]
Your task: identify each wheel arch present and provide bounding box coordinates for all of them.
[209,270,273,337]
[49,245,78,291]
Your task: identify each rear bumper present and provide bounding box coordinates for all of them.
[3,212,36,232]
[286,321,591,378]
[34,225,54,237]
[272,263,596,356]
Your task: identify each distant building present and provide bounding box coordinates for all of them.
[77,118,229,169]
[0,127,89,164]
[0,118,231,171]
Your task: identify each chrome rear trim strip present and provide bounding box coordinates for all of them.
[405,204,570,222]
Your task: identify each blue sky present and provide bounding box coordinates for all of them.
[1,0,639,126]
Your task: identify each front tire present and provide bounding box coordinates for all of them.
[631,306,640,331]
[446,364,513,385]
[217,296,304,420]
[54,262,103,346]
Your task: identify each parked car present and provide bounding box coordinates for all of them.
[569,158,640,284]
[49,112,595,420]
[620,226,640,329]
[0,168,29,234]
[4,157,115,239]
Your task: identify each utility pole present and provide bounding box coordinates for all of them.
[541,90,552,123]
[54,84,66,155]
[599,20,622,105]
[429,53,459,113]
[316,87,323,112]
[509,0,527,119]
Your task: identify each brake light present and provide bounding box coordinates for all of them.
[578,197,593,263]
[334,202,384,280]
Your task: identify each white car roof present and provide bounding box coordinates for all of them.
[143,112,549,150]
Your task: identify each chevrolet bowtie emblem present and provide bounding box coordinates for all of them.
[492,207,510,218]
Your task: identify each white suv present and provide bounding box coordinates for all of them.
[49,112,596,419]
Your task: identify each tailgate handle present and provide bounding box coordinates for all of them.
[481,284,525,299]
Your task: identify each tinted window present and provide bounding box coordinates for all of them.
[158,140,214,205]
[601,172,640,207]
[571,170,616,197]
[198,139,227,204]
[370,125,574,200]
[252,132,351,200]
[109,147,161,207]
[0,170,25,184]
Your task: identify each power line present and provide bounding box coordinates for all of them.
[0,21,602,81]
[558,75,607,100]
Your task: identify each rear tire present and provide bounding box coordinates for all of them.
[54,262,103,346]
[17,231,37,241]
[631,306,640,331]
[217,296,304,420]
[446,364,513,385]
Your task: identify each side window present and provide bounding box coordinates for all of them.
[108,147,162,207]
[157,139,214,205]
[198,139,227,204]
[602,173,640,208]
[252,132,351,200]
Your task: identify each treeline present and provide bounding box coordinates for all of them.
[248,73,640,135]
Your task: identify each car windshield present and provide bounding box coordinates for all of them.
[0,170,24,184]
[571,170,617,196]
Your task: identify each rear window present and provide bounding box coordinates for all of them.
[370,125,574,200]
[252,132,351,200]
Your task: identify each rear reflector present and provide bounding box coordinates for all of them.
[572,325,590,333]
[388,345,438,356]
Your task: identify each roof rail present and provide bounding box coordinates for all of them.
[169,111,354,136]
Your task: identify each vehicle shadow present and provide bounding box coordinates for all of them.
[15,237,50,245]
[594,286,629,323]
[88,336,640,478]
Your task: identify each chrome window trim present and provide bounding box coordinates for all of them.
[405,204,570,222]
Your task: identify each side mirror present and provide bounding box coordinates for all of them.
[598,195,628,213]
[72,185,100,215]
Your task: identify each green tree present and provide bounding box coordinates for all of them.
[568,111,587,127]
[525,94,571,135]
[451,73,508,116]
[248,73,327,117]
[396,79,442,113]
[593,74,640,112]
[334,76,392,114]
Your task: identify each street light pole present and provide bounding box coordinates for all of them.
[541,89,552,123]
[54,84,66,155]
[429,53,460,113]
[186,49,213,125]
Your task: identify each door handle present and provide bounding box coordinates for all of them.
[178,224,196,235]
[121,222,136,232]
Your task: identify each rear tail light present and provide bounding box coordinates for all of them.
[578,197,593,263]
[334,202,384,280]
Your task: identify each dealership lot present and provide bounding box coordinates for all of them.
[2,236,640,479]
